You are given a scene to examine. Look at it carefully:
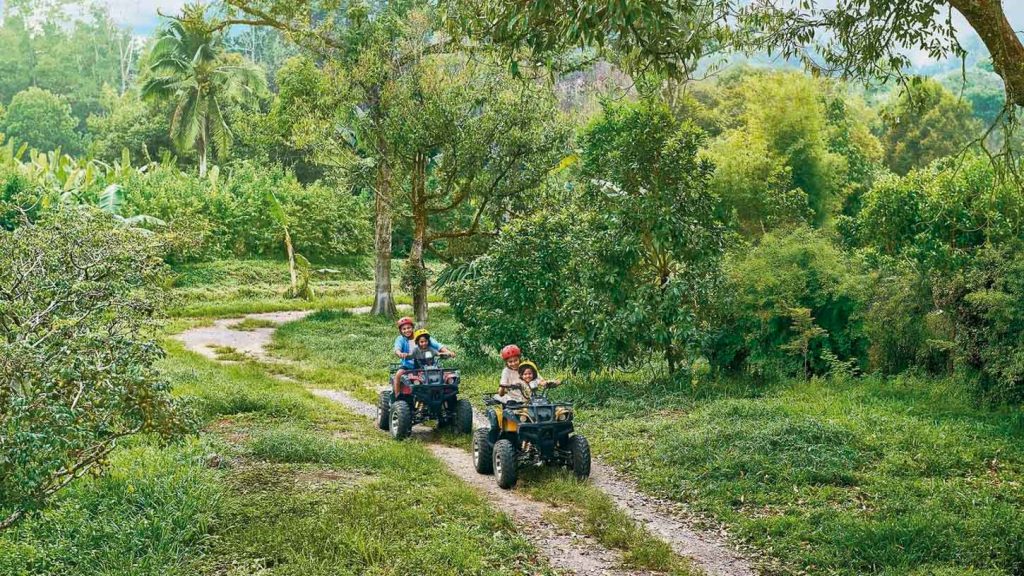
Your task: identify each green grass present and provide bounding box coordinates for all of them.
[272,308,1024,576]
[522,469,700,575]
[167,259,442,317]
[0,437,221,576]
[209,344,253,362]
[584,376,1024,575]
[0,338,554,576]
[269,309,704,574]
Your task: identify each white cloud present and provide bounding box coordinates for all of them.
[100,0,188,33]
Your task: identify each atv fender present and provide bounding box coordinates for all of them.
[487,408,500,443]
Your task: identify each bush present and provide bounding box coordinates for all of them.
[863,262,952,375]
[954,242,1024,403]
[708,226,869,379]
[447,212,574,365]
[0,209,186,530]
[0,166,41,231]
[120,161,371,262]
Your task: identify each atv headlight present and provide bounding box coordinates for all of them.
[555,407,572,421]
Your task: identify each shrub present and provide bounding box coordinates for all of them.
[708,226,869,379]
[954,242,1024,403]
[0,209,186,530]
[120,161,371,262]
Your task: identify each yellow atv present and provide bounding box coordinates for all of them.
[473,383,590,489]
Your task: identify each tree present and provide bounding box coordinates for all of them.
[449,100,724,374]
[0,209,185,531]
[385,54,567,323]
[0,17,33,105]
[86,86,172,163]
[881,78,982,175]
[1,87,82,153]
[142,3,267,177]
[447,0,1024,109]
[780,307,829,379]
[223,0,437,318]
[0,6,138,125]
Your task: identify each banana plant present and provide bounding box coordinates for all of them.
[265,188,313,299]
[97,184,166,233]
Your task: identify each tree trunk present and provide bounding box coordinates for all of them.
[198,120,208,178]
[370,160,397,316]
[409,152,429,325]
[949,0,1024,108]
[284,226,297,296]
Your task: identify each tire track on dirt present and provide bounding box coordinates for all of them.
[178,309,757,576]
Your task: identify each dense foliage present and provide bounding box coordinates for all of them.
[450,100,723,372]
[0,210,185,530]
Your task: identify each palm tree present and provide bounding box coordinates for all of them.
[141,3,266,177]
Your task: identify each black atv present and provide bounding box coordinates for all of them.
[473,384,591,489]
[376,355,473,440]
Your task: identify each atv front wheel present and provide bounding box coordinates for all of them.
[390,401,412,440]
[376,390,391,431]
[455,399,474,434]
[568,435,591,480]
[493,439,518,489]
[473,428,493,474]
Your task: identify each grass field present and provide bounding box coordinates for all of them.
[0,341,554,576]
[167,259,441,317]
[272,308,1024,576]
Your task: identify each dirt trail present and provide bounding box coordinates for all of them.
[178,309,757,576]
[176,311,314,361]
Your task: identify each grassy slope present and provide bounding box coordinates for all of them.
[0,341,553,576]
[272,309,1024,576]
[168,259,441,317]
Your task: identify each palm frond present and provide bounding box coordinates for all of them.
[171,90,202,152]
[207,96,232,160]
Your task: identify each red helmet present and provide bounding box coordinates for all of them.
[500,344,522,360]
[396,316,414,329]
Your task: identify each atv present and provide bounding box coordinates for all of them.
[472,383,591,489]
[376,355,473,440]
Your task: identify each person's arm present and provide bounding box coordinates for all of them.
[393,336,409,359]
[498,369,512,395]
[431,337,455,357]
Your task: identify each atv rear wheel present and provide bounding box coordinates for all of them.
[568,435,591,480]
[473,428,494,474]
[493,439,518,489]
[376,390,391,431]
[390,401,412,440]
[455,399,473,434]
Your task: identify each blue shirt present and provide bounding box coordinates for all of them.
[394,335,443,369]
